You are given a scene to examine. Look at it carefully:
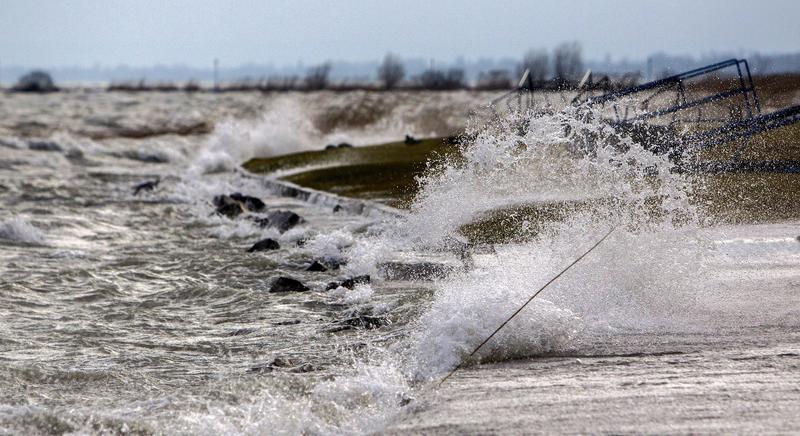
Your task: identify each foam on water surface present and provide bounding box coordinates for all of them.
[1,92,798,434]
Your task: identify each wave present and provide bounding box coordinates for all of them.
[187,91,491,175]
[0,217,48,246]
[294,105,713,387]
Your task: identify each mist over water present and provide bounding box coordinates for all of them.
[1,91,798,434]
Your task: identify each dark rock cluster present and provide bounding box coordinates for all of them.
[326,275,370,291]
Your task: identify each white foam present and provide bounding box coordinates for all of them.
[0,217,48,246]
[376,107,712,378]
[329,283,375,305]
[303,229,355,265]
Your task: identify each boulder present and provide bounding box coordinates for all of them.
[326,274,370,290]
[230,192,266,212]
[253,210,303,233]
[305,260,328,272]
[213,195,245,218]
[213,193,265,218]
[341,315,387,329]
[248,238,280,252]
[13,71,58,93]
[133,179,159,196]
[269,276,310,293]
[27,140,62,151]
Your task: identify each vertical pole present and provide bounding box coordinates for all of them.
[213,58,219,92]
[743,60,761,115]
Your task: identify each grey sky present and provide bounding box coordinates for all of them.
[1,0,798,67]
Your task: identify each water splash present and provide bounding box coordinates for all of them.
[0,217,48,246]
[379,106,708,378]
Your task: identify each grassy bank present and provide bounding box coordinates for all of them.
[243,125,799,244]
[242,137,461,208]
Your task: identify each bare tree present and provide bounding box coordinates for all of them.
[378,53,405,89]
[553,42,584,85]
[517,49,549,86]
[305,63,331,90]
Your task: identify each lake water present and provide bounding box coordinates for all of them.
[1,90,798,434]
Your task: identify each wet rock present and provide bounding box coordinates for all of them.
[328,315,389,332]
[270,356,295,367]
[269,276,310,293]
[325,144,337,150]
[326,275,371,290]
[306,260,328,272]
[248,238,280,252]
[214,193,265,218]
[253,210,303,233]
[27,140,62,152]
[248,363,275,373]
[400,395,413,406]
[324,258,346,270]
[332,204,344,213]
[272,319,302,326]
[290,363,317,373]
[341,315,387,329]
[404,134,422,145]
[213,195,245,218]
[132,179,159,196]
[230,192,266,212]
[338,142,353,148]
[249,356,295,373]
[249,357,317,374]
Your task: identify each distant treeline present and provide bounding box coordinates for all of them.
[105,43,592,92]
[8,42,800,93]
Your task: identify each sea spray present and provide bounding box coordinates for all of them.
[329,106,707,385]
[0,217,48,246]
[243,106,711,431]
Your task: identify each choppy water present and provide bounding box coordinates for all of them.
[1,90,799,435]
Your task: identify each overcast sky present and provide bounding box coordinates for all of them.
[1,0,798,68]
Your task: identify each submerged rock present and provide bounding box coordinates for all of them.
[305,260,328,272]
[327,314,389,332]
[249,356,317,373]
[132,179,159,196]
[269,276,310,293]
[338,142,353,148]
[248,238,280,252]
[252,210,304,233]
[325,144,337,150]
[380,261,456,281]
[27,140,62,152]
[272,319,302,326]
[326,275,370,290]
